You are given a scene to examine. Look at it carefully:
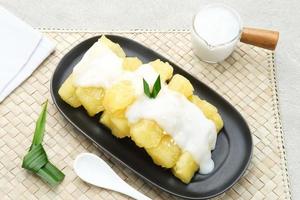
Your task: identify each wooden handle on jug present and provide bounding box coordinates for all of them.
[240,27,279,50]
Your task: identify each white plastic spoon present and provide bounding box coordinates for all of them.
[74,153,151,200]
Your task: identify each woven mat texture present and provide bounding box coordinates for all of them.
[0,31,290,200]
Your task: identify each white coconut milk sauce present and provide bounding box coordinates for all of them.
[72,41,160,94]
[126,88,217,174]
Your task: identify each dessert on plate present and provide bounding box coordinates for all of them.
[58,36,224,183]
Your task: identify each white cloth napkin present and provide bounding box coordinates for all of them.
[0,6,55,102]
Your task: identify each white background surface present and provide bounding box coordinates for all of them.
[1,0,299,198]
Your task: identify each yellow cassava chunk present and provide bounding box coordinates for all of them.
[75,87,105,116]
[189,95,217,118]
[103,81,136,113]
[122,57,142,71]
[109,110,130,138]
[100,111,112,128]
[189,95,223,132]
[210,113,224,133]
[58,74,81,108]
[100,110,130,138]
[172,151,199,184]
[146,135,181,168]
[130,120,164,148]
[168,74,194,97]
[99,35,126,58]
[150,59,174,81]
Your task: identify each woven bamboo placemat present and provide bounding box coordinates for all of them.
[0,31,290,200]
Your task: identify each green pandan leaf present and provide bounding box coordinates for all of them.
[143,75,161,98]
[151,75,161,98]
[143,78,151,98]
[22,100,65,187]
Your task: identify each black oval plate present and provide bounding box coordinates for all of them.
[50,35,252,199]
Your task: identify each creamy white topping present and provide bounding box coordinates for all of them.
[72,42,159,91]
[72,43,123,88]
[126,88,217,174]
